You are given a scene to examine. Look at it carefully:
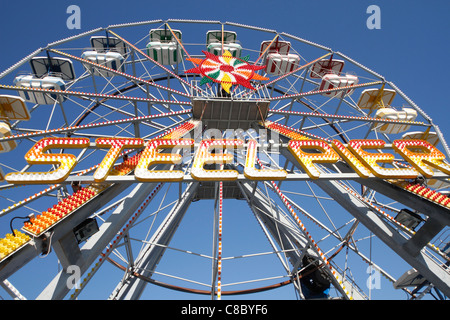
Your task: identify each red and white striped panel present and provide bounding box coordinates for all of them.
[260,40,291,55]
[319,74,358,98]
[310,59,345,79]
[265,53,300,76]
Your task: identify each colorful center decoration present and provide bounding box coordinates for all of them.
[185,50,268,93]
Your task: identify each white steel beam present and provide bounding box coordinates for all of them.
[314,178,450,297]
[109,182,199,300]
[238,181,366,299]
[36,181,164,300]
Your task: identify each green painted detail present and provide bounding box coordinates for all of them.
[207,69,221,80]
[200,76,213,86]
[233,59,245,67]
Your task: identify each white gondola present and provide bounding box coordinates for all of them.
[146,29,183,65]
[319,74,358,98]
[401,131,440,146]
[310,58,345,79]
[260,40,291,55]
[81,51,125,77]
[147,41,183,65]
[206,30,237,44]
[206,30,242,57]
[0,121,16,153]
[374,107,417,134]
[13,75,66,105]
[265,53,300,75]
[207,42,242,57]
[259,40,299,75]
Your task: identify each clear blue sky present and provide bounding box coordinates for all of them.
[0,0,449,301]
[1,0,449,138]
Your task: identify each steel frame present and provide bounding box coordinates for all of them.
[0,19,448,301]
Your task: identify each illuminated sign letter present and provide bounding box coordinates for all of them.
[348,139,419,179]
[244,139,287,180]
[191,139,243,181]
[288,140,340,179]
[94,138,144,182]
[331,139,371,178]
[393,139,450,178]
[135,139,193,182]
[5,138,89,184]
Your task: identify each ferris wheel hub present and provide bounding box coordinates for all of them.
[191,98,270,131]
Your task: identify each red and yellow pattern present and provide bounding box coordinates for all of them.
[185,50,268,93]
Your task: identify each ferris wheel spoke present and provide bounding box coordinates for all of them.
[315,178,450,297]
[251,154,365,298]
[269,109,428,128]
[277,184,406,291]
[106,30,201,96]
[269,80,384,102]
[0,109,190,144]
[240,180,358,299]
[49,49,191,99]
[0,85,192,109]
[252,52,333,97]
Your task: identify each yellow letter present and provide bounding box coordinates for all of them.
[331,139,371,178]
[191,139,243,181]
[393,139,450,178]
[94,138,144,182]
[244,139,287,180]
[288,139,340,179]
[135,139,193,182]
[6,138,89,184]
[348,139,419,179]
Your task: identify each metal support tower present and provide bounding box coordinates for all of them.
[109,182,199,300]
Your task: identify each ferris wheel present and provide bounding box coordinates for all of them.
[0,19,449,300]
